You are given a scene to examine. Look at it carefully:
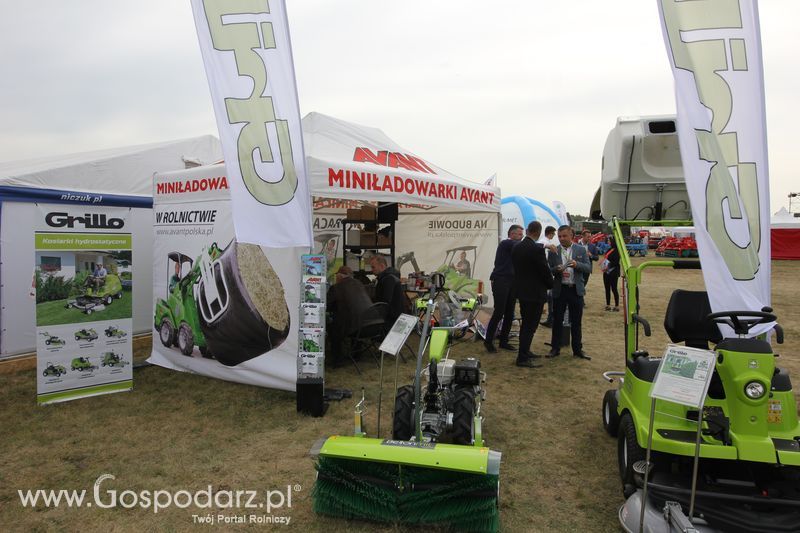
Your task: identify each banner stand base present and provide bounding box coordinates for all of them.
[297,378,326,417]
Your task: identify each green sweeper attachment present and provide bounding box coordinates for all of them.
[310,274,502,532]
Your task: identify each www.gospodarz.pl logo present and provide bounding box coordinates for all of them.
[17,473,297,524]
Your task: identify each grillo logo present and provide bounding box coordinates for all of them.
[45,212,124,230]
[203,0,298,207]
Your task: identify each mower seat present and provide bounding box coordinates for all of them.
[663,290,722,349]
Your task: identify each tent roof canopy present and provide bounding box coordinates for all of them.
[0,136,222,198]
[302,112,500,212]
[772,207,800,229]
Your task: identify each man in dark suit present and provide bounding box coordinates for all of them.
[510,221,554,367]
[547,225,592,360]
[484,224,524,354]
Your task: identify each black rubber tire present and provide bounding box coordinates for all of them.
[392,385,415,441]
[198,242,289,366]
[159,318,176,348]
[452,389,476,445]
[116,292,123,299]
[177,323,194,356]
[86,308,93,315]
[602,389,621,437]
[75,336,80,341]
[42,371,47,377]
[618,413,645,497]
[105,295,113,306]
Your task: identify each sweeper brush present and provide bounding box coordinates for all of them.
[310,274,501,531]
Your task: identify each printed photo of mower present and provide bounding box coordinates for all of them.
[104,325,127,338]
[74,328,98,342]
[71,357,97,372]
[64,273,123,314]
[42,362,67,377]
[601,218,800,533]
[101,351,128,368]
[39,332,65,346]
[154,241,290,366]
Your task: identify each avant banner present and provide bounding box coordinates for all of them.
[35,205,133,404]
[149,165,300,391]
[191,0,312,248]
[658,0,771,332]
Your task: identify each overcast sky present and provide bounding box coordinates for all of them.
[0,1,796,215]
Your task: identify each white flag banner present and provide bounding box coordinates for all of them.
[658,0,771,334]
[191,0,312,248]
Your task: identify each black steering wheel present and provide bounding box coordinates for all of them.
[706,307,777,336]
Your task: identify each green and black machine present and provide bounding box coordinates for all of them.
[311,273,501,532]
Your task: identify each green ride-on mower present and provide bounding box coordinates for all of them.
[74,328,98,342]
[42,362,67,377]
[71,357,96,372]
[64,273,123,314]
[101,351,128,368]
[40,332,65,346]
[601,218,800,532]
[311,273,501,532]
[104,325,127,338]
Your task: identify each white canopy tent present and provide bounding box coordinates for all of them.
[303,112,501,305]
[0,136,222,357]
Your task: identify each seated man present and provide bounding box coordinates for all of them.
[326,266,373,367]
[88,263,108,290]
[169,261,182,292]
[455,251,471,278]
[369,254,403,326]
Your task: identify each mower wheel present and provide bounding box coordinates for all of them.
[46,340,51,345]
[602,390,620,437]
[105,295,113,306]
[86,308,93,315]
[618,413,645,497]
[116,292,123,299]
[392,385,415,441]
[159,318,176,348]
[452,389,476,445]
[177,323,194,356]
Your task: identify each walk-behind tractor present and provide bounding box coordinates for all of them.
[64,273,123,314]
[601,218,800,532]
[71,357,96,372]
[74,328,98,342]
[311,273,501,532]
[42,363,67,377]
[40,332,65,346]
[104,325,127,338]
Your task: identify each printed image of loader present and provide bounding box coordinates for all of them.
[154,241,290,366]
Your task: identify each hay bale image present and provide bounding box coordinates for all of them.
[197,241,290,366]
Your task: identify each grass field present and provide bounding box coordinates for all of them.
[2,260,799,532]
[36,290,132,327]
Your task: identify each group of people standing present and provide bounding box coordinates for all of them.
[484,222,621,368]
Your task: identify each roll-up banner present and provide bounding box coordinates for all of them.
[35,205,133,404]
[190,0,313,249]
[658,0,771,334]
[149,165,300,391]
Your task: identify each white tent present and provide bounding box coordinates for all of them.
[0,136,222,357]
[303,112,501,305]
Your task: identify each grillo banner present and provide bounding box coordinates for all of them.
[149,164,301,391]
[35,205,134,404]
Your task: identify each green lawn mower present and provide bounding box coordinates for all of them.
[74,328,98,342]
[42,362,67,377]
[101,351,128,368]
[154,241,290,366]
[104,325,127,338]
[71,357,96,372]
[40,332,65,346]
[311,273,501,532]
[64,273,123,314]
[601,219,800,532]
